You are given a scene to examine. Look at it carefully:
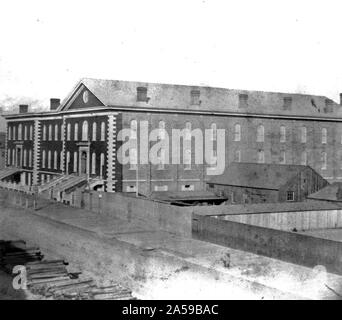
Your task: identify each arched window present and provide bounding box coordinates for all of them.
[67,123,71,141]
[66,152,70,174]
[13,126,16,140]
[60,151,63,171]
[92,122,97,141]
[159,121,166,140]
[184,148,191,169]
[257,125,264,142]
[280,125,286,143]
[82,120,88,141]
[130,120,137,140]
[210,123,217,141]
[18,124,22,140]
[280,151,286,164]
[43,125,46,141]
[321,152,327,170]
[12,149,15,166]
[30,125,33,140]
[301,151,307,165]
[92,152,96,174]
[257,150,265,163]
[48,150,52,169]
[24,125,27,140]
[301,127,307,143]
[322,128,327,144]
[23,149,27,166]
[234,124,241,141]
[73,151,78,172]
[100,153,105,177]
[48,124,52,141]
[185,122,192,141]
[74,123,78,141]
[60,124,63,141]
[55,124,58,141]
[29,149,32,167]
[101,122,105,141]
[129,148,137,170]
[54,150,58,169]
[42,150,46,168]
[8,126,12,140]
[7,149,11,165]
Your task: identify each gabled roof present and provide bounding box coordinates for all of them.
[208,162,313,190]
[58,77,342,117]
[307,182,342,202]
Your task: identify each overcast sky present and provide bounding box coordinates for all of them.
[1,0,342,108]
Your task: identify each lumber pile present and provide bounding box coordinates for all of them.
[0,240,136,300]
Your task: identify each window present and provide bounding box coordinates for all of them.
[209,149,217,168]
[137,87,147,102]
[280,151,286,164]
[280,126,286,143]
[184,148,191,169]
[13,126,16,140]
[321,152,327,170]
[100,153,105,177]
[73,151,78,172]
[66,152,70,173]
[48,124,52,141]
[23,149,27,166]
[126,185,137,192]
[257,125,264,142]
[92,122,97,141]
[159,121,166,140]
[60,151,63,171]
[8,126,12,140]
[130,120,137,140]
[257,150,265,163]
[234,124,241,141]
[12,149,15,166]
[92,152,96,174]
[234,150,241,162]
[24,125,27,140]
[181,184,194,191]
[67,123,71,141]
[74,123,78,141]
[210,123,217,141]
[283,97,293,110]
[185,122,192,141]
[157,148,165,170]
[55,124,58,141]
[129,148,137,170]
[301,127,307,143]
[301,151,307,165]
[30,125,33,140]
[54,151,58,169]
[7,149,11,165]
[154,185,168,191]
[82,120,88,141]
[48,150,52,169]
[239,94,248,108]
[322,128,327,144]
[18,124,22,140]
[60,124,63,141]
[42,150,46,168]
[42,125,46,141]
[286,191,295,201]
[190,90,200,105]
[100,122,105,141]
[29,149,32,167]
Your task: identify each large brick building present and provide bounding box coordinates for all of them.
[1,78,342,197]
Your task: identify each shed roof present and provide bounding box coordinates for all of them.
[307,182,342,202]
[208,162,312,190]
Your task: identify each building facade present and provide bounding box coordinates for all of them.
[2,78,342,196]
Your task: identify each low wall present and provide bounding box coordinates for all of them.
[193,214,342,276]
[72,191,192,238]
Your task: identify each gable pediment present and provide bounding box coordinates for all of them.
[60,84,105,111]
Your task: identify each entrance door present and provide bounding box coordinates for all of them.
[80,151,87,174]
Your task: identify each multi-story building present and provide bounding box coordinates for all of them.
[1,78,342,197]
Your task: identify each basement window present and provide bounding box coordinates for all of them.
[181,184,194,191]
[286,191,295,202]
[126,185,137,192]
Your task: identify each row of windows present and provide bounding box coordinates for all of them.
[8,124,33,141]
[7,148,33,167]
[42,121,106,141]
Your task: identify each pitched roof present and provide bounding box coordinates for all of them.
[307,182,342,202]
[207,162,311,190]
[58,78,342,117]
[149,191,227,202]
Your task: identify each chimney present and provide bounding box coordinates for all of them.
[50,98,60,110]
[19,104,28,113]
